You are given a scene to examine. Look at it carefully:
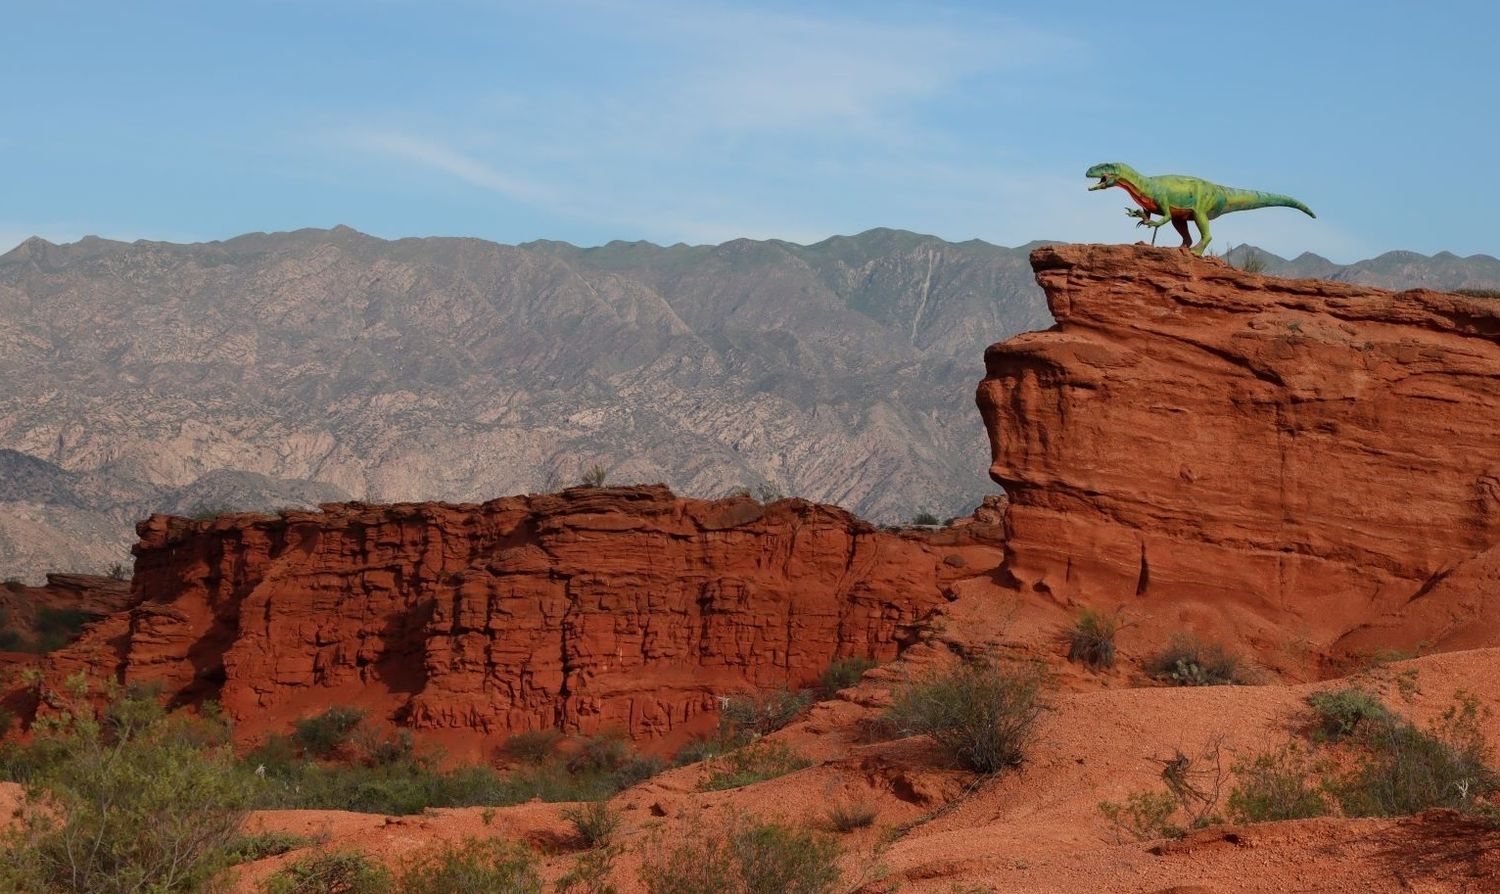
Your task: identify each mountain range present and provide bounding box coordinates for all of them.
[1,226,1496,581]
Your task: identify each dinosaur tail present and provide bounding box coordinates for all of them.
[1223,188,1316,218]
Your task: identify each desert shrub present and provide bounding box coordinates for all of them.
[108,561,132,581]
[720,687,813,738]
[556,844,620,894]
[262,850,392,894]
[673,732,747,766]
[825,801,877,832]
[30,605,103,652]
[1099,738,1229,840]
[819,656,877,694]
[1456,288,1500,299]
[1064,607,1118,670]
[564,800,622,848]
[2,578,24,593]
[0,606,24,650]
[883,659,1045,773]
[1306,687,1391,741]
[292,706,366,759]
[353,726,415,766]
[638,816,842,894]
[1236,248,1268,273]
[227,830,318,863]
[1227,743,1330,823]
[579,464,608,487]
[0,679,250,894]
[395,838,542,894]
[503,728,564,763]
[1098,790,1179,842]
[911,511,940,526]
[1328,693,1497,817]
[250,757,518,815]
[565,733,666,791]
[1147,634,1246,686]
[701,740,812,791]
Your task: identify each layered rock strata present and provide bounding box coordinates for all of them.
[977,244,1500,653]
[29,486,987,746]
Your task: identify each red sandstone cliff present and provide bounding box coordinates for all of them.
[976,244,1500,660]
[25,486,997,751]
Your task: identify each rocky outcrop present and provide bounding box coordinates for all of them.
[0,573,136,652]
[976,244,1500,656]
[32,486,992,750]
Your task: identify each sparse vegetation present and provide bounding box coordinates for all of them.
[701,740,812,791]
[227,830,319,863]
[1098,790,1179,842]
[720,687,813,738]
[3,577,25,593]
[262,850,392,894]
[1328,693,1497,817]
[579,464,609,487]
[1147,634,1247,687]
[825,801,877,832]
[1305,687,1390,741]
[395,838,542,894]
[503,728,564,763]
[1237,248,1268,273]
[638,816,843,894]
[564,801,622,848]
[1064,607,1119,670]
[292,706,367,759]
[883,658,1045,773]
[556,845,620,894]
[1456,288,1500,299]
[0,677,251,894]
[1226,743,1330,823]
[911,511,940,526]
[1099,738,1229,841]
[107,561,132,581]
[819,656,877,694]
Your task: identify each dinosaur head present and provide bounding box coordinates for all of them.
[1085,162,1125,191]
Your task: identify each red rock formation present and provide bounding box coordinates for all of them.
[31,486,990,751]
[976,244,1500,659]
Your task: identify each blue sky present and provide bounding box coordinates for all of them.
[2,1,1495,261]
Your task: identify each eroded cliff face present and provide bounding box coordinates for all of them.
[35,486,995,749]
[977,244,1500,656]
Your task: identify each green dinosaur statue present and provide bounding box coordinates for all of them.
[1085,162,1314,256]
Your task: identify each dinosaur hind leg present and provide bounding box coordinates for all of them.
[1171,218,1192,249]
[1191,210,1212,256]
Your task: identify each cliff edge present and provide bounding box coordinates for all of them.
[977,244,1500,660]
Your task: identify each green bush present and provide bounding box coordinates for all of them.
[1064,608,1118,670]
[701,741,812,791]
[911,512,940,526]
[1306,687,1390,741]
[227,830,318,863]
[720,687,813,738]
[1227,744,1330,823]
[292,706,367,759]
[818,657,877,695]
[1328,694,1498,817]
[1147,634,1247,687]
[262,850,392,894]
[564,800,622,848]
[673,732,748,767]
[565,733,665,791]
[395,838,541,894]
[1098,790,1180,842]
[825,801,877,832]
[883,659,1045,773]
[502,728,564,763]
[0,680,250,894]
[556,845,620,894]
[638,816,842,894]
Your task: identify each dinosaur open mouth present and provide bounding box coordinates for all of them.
[1088,176,1111,191]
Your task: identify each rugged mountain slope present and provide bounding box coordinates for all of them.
[2,228,1498,584]
[0,227,1050,582]
[977,244,1500,665]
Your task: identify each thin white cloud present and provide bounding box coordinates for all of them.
[345,132,558,206]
